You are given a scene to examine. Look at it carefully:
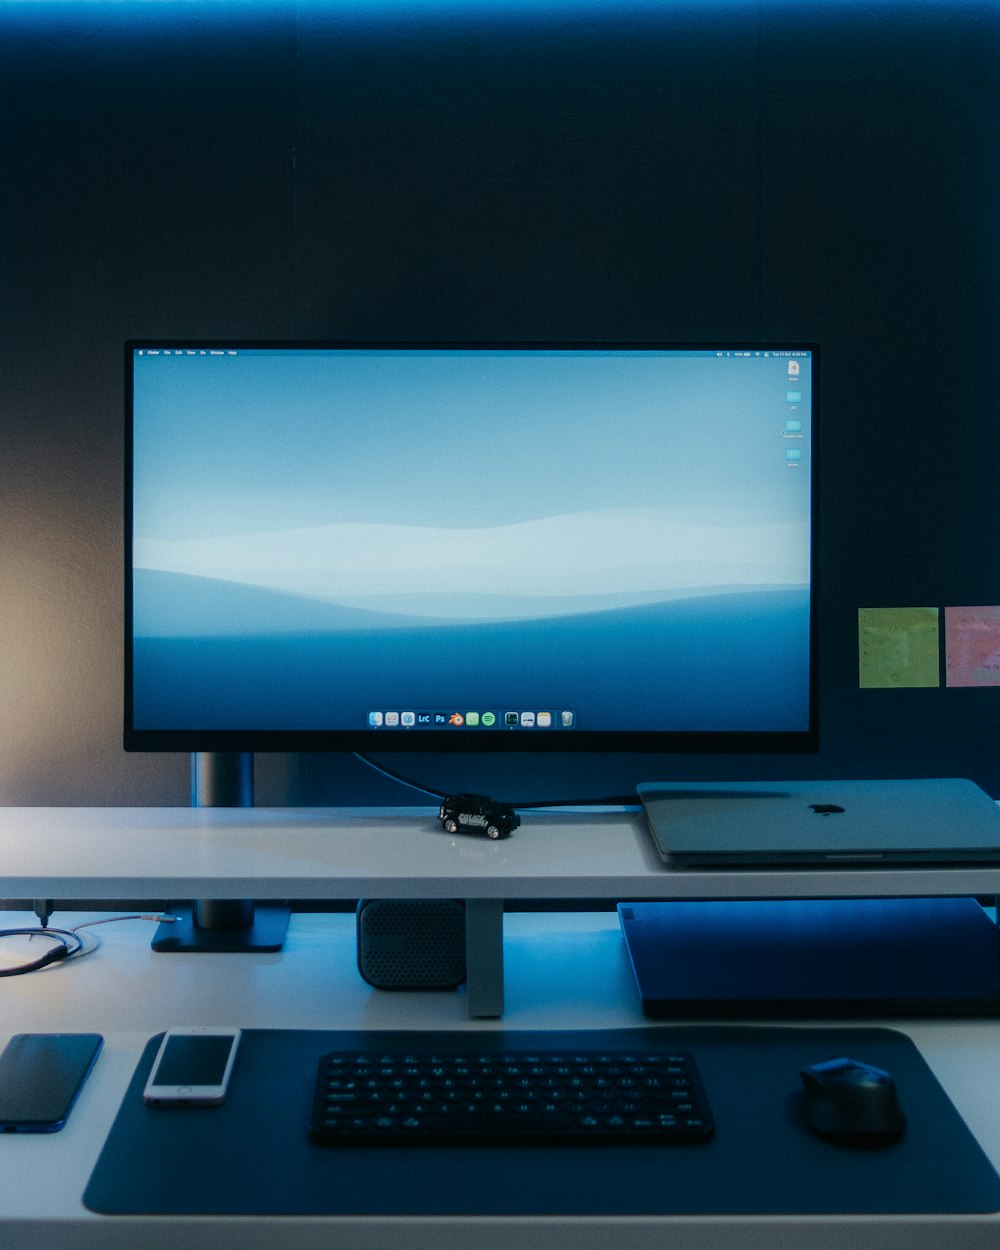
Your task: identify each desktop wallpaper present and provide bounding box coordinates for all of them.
[131,349,812,734]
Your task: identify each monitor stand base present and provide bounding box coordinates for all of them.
[152,902,291,953]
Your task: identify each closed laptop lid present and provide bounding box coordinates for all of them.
[638,777,1000,866]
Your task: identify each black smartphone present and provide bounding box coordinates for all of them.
[0,1033,103,1132]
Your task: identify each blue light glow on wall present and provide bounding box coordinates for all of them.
[0,0,974,10]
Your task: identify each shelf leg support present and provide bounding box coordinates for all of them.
[465,898,504,1018]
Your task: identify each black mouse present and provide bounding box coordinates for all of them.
[800,1057,906,1144]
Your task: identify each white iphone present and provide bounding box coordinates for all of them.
[143,1027,242,1106]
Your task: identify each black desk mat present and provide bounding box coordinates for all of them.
[84,1026,1000,1217]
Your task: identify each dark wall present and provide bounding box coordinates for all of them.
[2,0,999,806]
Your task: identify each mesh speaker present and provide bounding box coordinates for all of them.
[356,899,467,990]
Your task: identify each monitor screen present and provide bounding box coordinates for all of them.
[125,342,817,755]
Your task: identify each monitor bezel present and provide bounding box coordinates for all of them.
[124,339,819,756]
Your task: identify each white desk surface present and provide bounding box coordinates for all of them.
[2,805,1000,899]
[0,909,999,1250]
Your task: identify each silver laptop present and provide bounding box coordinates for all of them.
[638,778,1000,867]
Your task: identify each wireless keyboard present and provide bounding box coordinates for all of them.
[310,1046,714,1144]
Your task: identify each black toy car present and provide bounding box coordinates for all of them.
[438,793,520,840]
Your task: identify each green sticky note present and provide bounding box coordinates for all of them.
[858,607,940,688]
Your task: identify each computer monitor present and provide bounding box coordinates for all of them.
[125,342,817,762]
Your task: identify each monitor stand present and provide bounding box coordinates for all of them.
[151,752,290,953]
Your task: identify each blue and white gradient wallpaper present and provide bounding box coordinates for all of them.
[130,346,813,737]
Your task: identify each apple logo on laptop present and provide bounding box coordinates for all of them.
[809,803,845,815]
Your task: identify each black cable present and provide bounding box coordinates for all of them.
[0,928,84,977]
[351,754,447,801]
[0,914,172,978]
[352,752,640,809]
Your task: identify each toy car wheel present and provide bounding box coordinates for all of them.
[444,818,459,834]
[486,824,501,839]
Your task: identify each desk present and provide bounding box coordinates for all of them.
[2,807,1000,1246]
[0,910,999,1248]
